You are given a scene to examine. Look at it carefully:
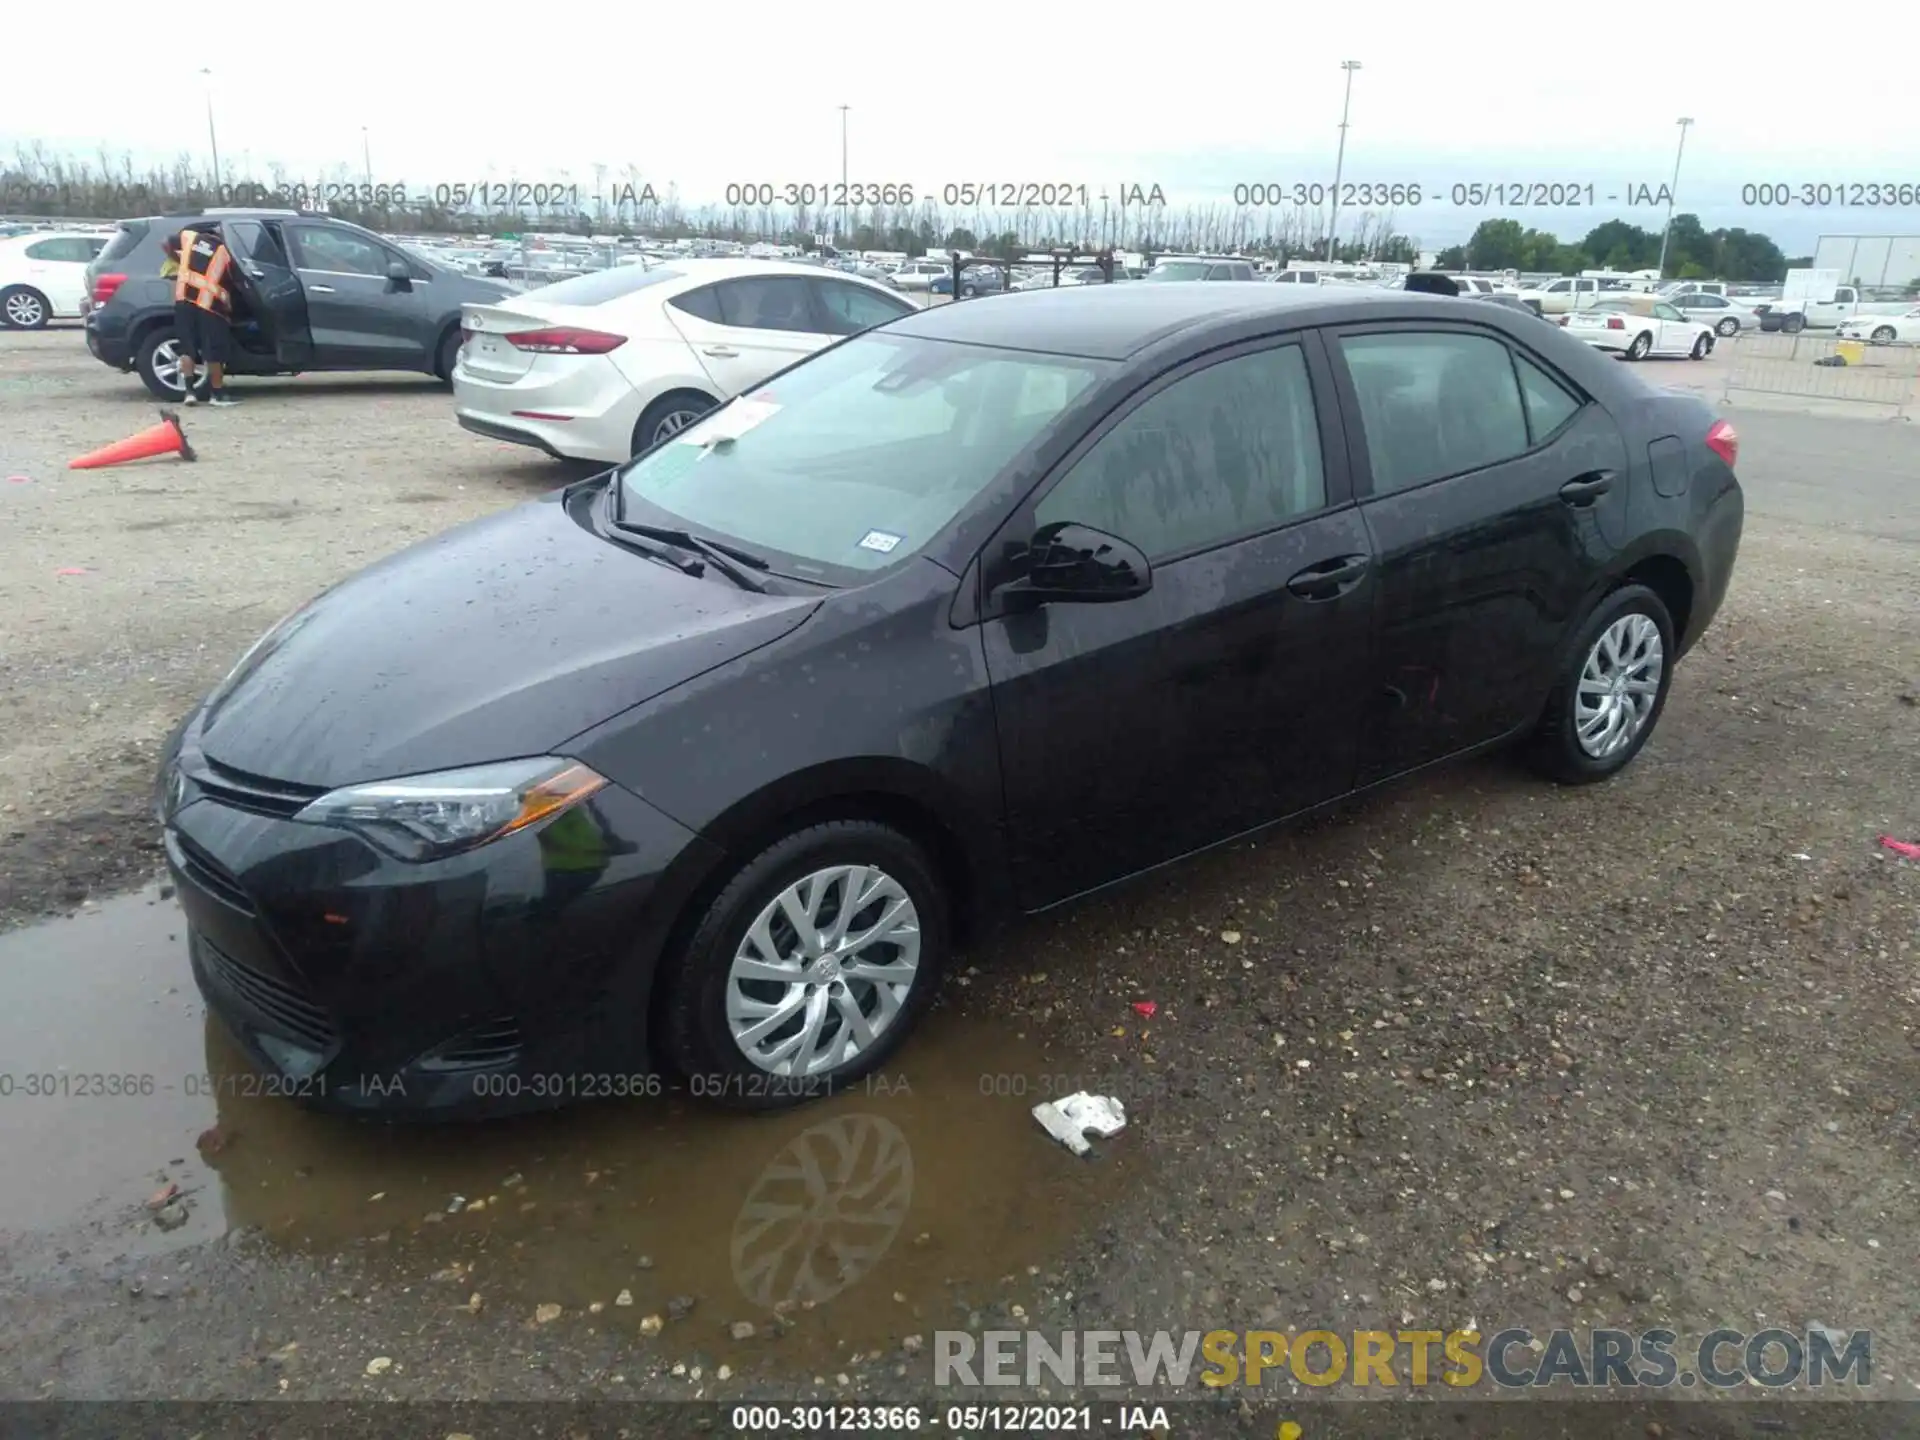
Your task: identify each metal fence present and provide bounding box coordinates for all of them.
[1718,330,1920,418]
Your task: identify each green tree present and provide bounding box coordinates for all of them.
[1434,244,1468,269]
[944,227,977,251]
[1464,219,1526,270]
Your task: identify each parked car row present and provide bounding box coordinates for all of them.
[0,229,108,328]
[149,280,1744,1117]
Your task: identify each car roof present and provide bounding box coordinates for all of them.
[883,282,1472,360]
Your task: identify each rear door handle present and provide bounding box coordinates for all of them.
[242,261,266,278]
[1559,471,1615,506]
[702,345,738,357]
[1286,553,1371,600]
[307,283,336,293]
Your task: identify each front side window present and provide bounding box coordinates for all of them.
[289,226,391,276]
[1339,331,1530,495]
[618,334,1109,579]
[1035,345,1327,560]
[1512,352,1581,442]
[1147,261,1209,281]
[811,279,914,335]
[1654,303,1685,322]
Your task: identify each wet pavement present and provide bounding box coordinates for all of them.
[0,885,1135,1373]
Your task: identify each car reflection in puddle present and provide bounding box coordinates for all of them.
[201,1006,1118,1368]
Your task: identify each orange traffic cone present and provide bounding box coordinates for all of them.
[69,410,196,470]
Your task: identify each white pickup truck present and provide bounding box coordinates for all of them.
[1756,271,1915,332]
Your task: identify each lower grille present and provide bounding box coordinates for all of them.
[419,1018,523,1071]
[198,936,339,1052]
[173,831,255,915]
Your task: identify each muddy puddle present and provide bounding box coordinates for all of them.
[0,884,1138,1371]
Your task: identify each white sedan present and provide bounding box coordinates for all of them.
[1665,290,1764,337]
[1563,296,1715,361]
[0,230,108,329]
[1838,306,1920,344]
[453,259,917,463]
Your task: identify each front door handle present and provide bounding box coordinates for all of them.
[242,261,266,278]
[701,345,738,358]
[1559,471,1614,506]
[1286,553,1371,600]
[307,283,336,293]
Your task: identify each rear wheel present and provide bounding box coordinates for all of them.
[1625,331,1652,361]
[630,389,718,457]
[136,328,191,399]
[1715,316,1739,336]
[1782,313,1806,334]
[1527,584,1675,784]
[1,286,51,329]
[657,820,950,1110]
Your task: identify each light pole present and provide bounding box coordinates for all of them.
[200,68,222,196]
[1655,116,1693,279]
[1325,60,1361,263]
[362,127,372,186]
[837,105,851,248]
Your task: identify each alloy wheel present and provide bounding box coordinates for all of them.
[724,864,922,1076]
[1574,613,1664,760]
[150,338,187,393]
[1716,317,1738,336]
[4,291,46,327]
[652,408,702,445]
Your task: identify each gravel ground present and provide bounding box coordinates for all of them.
[0,328,1916,1423]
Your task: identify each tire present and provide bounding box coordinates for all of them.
[656,820,951,1111]
[1625,332,1652,361]
[434,327,462,383]
[1526,583,1676,785]
[1870,325,1897,344]
[630,389,717,457]
[1782,313,1806,335]
[135,327,191,399]
[1715,316,1739,337]
[1690,333,1710,360]
[1,285,51,330]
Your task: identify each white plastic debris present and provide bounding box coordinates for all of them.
[1032,1092,1127,1156]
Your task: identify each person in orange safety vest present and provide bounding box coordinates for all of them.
[162,223,241,406]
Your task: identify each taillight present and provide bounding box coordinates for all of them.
[1606,317,1625,330]
[503,327,626,354]
[91,273,127,304]
[1704,418,1738,469]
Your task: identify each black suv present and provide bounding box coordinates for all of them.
[82,209,514,399]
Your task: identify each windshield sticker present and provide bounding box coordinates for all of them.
[679,397,781,446]
[858,530,904,554]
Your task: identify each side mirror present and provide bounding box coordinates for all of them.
[385,260,413,291]
[1000,521,1151,610]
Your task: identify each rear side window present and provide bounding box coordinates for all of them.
[669,285,724,324]
[712,276,817,332]
[1339,331,1530,494]
[1512,352,1581,442]
[96,222,150,265]
[532,264,683,306]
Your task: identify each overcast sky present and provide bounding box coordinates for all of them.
[9,2,1920,250]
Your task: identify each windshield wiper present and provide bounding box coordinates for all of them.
[601,525,706,578]
[610,520,770,593]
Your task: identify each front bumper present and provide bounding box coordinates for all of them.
[159,718,723,1118]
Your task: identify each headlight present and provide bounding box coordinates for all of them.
[293,757,608,863]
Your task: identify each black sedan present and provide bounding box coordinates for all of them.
[157,283,1743,1116]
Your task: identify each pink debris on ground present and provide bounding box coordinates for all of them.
[1878,835,1920,861]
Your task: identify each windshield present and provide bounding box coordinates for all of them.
[1145,261,1208,281]
[617,333,1111,581]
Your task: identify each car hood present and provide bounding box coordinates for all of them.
[195,488,820,789]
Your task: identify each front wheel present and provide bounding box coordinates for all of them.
[136,329,191,399]
[1526,584,1676,785]
[1715,317,1739,337]
[435,328,462,383]
[1870,325,1897,344]
[657,820,950,1111]
[1625,332,1652,361]
[1,285,51,330]
[1690,333,1711,360]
